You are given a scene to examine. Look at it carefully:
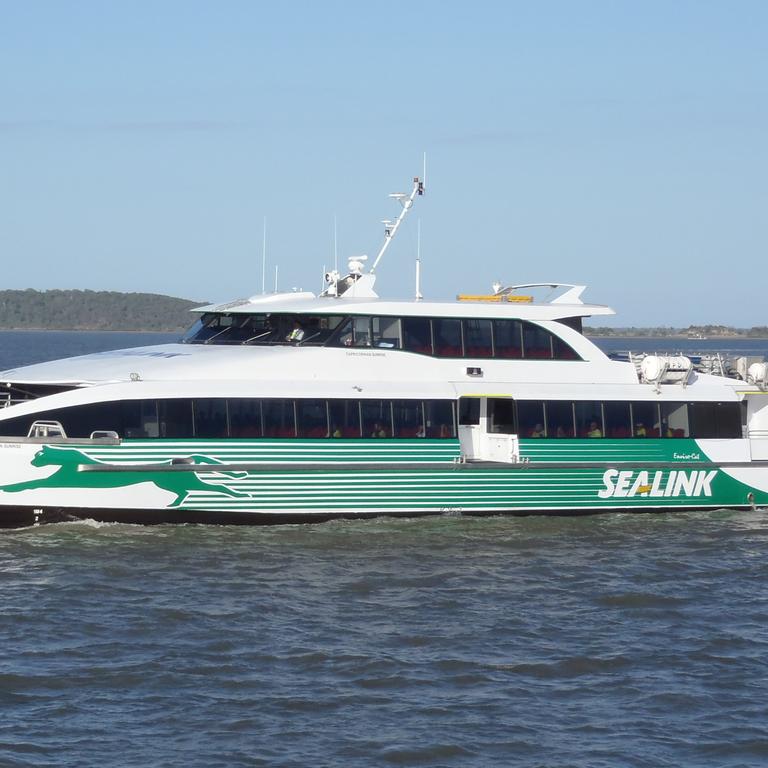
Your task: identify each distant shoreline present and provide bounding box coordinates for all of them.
[585,333,768,341]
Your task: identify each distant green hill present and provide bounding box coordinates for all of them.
[0,290,207,331]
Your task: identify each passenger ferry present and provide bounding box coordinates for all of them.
[1,175,767,526]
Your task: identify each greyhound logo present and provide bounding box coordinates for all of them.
[0,445,252,507]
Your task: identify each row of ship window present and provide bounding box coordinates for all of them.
[474,399,744,440]
[0,397,743,441]
[183,312,582,360]
[0,398,458,440]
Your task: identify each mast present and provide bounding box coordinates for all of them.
[370,175,424,274]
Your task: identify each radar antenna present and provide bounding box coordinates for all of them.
[321,173,424,299]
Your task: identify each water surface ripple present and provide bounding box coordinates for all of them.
[2,512,768,767]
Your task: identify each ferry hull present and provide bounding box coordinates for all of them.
[0,439,766,526]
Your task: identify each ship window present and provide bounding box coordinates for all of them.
[556,317,583,334]
[362,400,392,438]
[516,401,544,437]
[631,402,661,438]
[334,316,371,347]
[194,399,228,438]
[181,317,204,343]
[717,403,743,438]
[545,401,575,437]
[123,400,159,438]
[432,318,463,357]
[425,400,456,438]
[296,399,328,438]
[328,399,361,438]
[488,398,516,434]
[300,316,345,345]
[392,400,425,437]
[552,336,580,360]
[228,399,263,437]
[403,318,433,355]
[263,399,296,437]
[159,399,193,438]
[575,401,603,437]
[372,317,401,349]
[459,397,480,426]
[493,319,523,359]
[463,319,493,358]
[690,402,741,439]
[522,322,553,359]
[603,401,632,438]
[661,403,689,438]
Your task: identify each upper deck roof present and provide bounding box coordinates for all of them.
[193,283,616,321]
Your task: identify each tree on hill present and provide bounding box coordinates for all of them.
[0,290,206,331]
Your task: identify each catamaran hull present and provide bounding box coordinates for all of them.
[0,438,766,527]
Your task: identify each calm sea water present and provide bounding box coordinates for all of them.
[1,331,768,768]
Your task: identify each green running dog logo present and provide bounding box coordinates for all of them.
[0,446,252,507]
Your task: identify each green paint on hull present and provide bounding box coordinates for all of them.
[0,438,766,515]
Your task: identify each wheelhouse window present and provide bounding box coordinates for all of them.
[463,319,493,358]
[522,323,553,359]
[403,317,432,355]
[493,319,523,359]
[432,318,463,357]
[181,312,581,360]
[372,317,401,349]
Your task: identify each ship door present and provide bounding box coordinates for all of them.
[747,396,768,461]
[481,397,520,463]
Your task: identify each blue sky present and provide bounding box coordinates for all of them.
[1,1,766,326]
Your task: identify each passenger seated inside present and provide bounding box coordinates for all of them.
[587,421,602,438]
[530,423,545,438]
[371,422,387,438]
[286,321,305,342]
[635,421,647,437]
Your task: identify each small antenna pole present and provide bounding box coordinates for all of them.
[274,264,279,293]
[333,215,338,273]
[422,152,427,190]
[415,218,423,301]
[261,217,267,294]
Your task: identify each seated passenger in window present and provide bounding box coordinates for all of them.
[555,425,568,438]
[416,424,426,438]
[286,321,305,342]
[371,422,387,438]
[587,421,602,438]
[635,421,647,437]
[530,423,545,438]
